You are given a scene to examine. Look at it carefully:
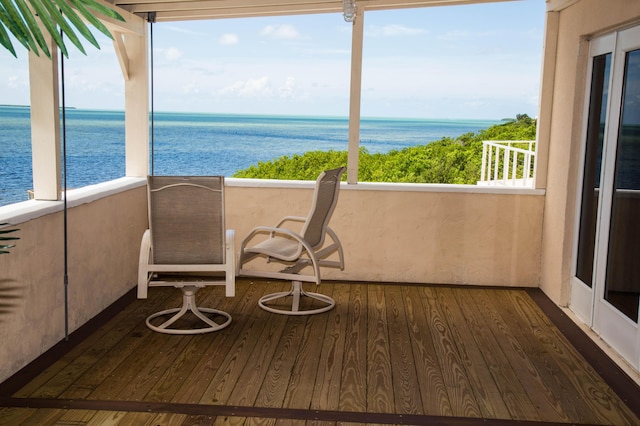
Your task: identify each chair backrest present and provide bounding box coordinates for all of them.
[148,176,225,265]
[301,167,346,249]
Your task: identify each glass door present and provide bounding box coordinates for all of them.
[571,27,640,370]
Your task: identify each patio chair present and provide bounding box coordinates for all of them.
[237,167,346,315]
[138,176,235,334]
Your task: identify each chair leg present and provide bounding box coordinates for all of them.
[146,286,232,334]
[258,280,335,315]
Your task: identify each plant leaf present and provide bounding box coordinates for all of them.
[70,0,118,41]
[15,0,50,57]
[0,0,39,53]
[52,0,99,50]
[28,0,67,57]
[0,13,18,56]
[38,0,86,55]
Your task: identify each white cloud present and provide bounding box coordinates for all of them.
[219,33,239,46]
[437,30,471,41]
[163,47,183,61]
[8,75,19,89]
[367,24,426,37]
[220,76,272,97]
[279,76,296,98]
[261,24,300,40]
[164,25,208,36]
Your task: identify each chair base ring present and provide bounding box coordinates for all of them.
[145,286,232,334]
[258,281,335,316]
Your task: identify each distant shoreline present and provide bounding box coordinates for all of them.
[1,104,76,109]
[0,105,503,123]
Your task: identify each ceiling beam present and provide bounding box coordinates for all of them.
[109,0,516,21]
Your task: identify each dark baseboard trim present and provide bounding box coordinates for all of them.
[0,396,589,425]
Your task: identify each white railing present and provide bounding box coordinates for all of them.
[479,140,536,188]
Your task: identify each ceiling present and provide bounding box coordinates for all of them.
[107,0,515,22]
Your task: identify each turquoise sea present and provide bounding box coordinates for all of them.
[0,106,500,206]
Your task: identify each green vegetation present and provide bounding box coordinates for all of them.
[233,114,537,184]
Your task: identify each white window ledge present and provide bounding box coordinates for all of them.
[1,177,545,226]
[226,177,546,195]
[0,177,147,225]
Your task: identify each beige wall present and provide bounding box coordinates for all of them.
[227,184,544,287]
[0,186,148,383]
[538,0,640,304]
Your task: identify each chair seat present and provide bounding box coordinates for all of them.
[246,238,301,260]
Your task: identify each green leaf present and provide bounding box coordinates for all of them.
[52,0,99,50]
[38,0,87,55]
[70,0,118,41]
[1,0,126,58]
[0,0,38,53]
[0,15,18,56]
[28,0,67,57]
[15,0,50,57]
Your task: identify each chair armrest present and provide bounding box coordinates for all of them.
[274,215,306,227]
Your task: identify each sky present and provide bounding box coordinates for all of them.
[0,0,546,120]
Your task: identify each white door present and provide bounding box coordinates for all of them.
[571,26,640,370]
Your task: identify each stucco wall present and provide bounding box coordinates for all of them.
[539,0,640,304]
[0,185,148,383]
[227,183,544,287]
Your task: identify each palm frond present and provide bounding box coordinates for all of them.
[0,0,125,58]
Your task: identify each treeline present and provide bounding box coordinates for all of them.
[233,114,537,184]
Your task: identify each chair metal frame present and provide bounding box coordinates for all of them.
[138,176,235,334]
[237,167,345,315]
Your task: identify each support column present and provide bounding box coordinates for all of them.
[123,28,149,177]
[347,6,364,185]
[535,10,560,189]
[28,37,61,201]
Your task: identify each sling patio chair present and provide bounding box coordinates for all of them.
[138,176,235,334]
[237,167,346,315]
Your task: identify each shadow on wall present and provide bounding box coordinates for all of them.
[0,279,23,321]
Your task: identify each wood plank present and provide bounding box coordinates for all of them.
[282,283,335,409]
[56,408,96,423]
[435,287,510,419]
[366,284,393,413]
[197,280,288,405]
[384,285,422,415]
[2,282,639,426]
[310,283,351,411]
[144,282,251,403]
[213,416,256,425]
[489,289,593,423]
[59,308,168,399]
[468,289,568,422]
[505,290,640,425]
[403,286,453,416]
[338,283,367,412]
[84,410,129,424]
[419,286,481,418]
[253,307,309,408]
[14,287,171,398]
[224,291,290,406]
[0,407,37,423]
[447,287,539,421]
[172,279,264,404]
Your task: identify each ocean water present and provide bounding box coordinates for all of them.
[0,106,499,206]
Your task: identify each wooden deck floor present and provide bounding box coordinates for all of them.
[0,279,639,425]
